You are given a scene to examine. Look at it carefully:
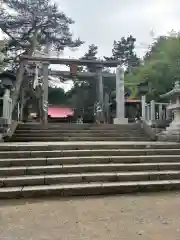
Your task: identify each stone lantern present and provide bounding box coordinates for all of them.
[158,81,180,141]
[0,71,16,93]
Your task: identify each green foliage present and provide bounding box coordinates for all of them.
[81,44,116,98]
[82,44,98,61]
[105,35,140,71]
[67,44,99,117]
[48,87,67,105]
[68,44,116,118]
[0,0,83,58]
[0,40,8,73]
[125,33,180,101]
[82,44,98,108]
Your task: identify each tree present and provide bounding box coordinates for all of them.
[0,0,83,115]
[67,44,99,119]
[0,40,7,73]
[81,44,98,71]
[105,35,140,72]
[81,44,116,101]
[82,44,98,61]
[125,33,180,101]
[48,87,67,105]
[0,0,83,62]
[68,44,117,120]
[82,44,99,108]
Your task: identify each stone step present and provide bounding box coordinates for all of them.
[17,127,141,132]
[0,142,179,151]
[14,132,146,137]
[1,155,180,167]
[1,162,180,176]
[10,136,149,142]
[1,180,180,198]
[1,148,180,159]
[15,129,145,134]
[16,126,141,131]
[1,171,180,187]
[17,123,139,129]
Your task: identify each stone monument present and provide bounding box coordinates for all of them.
[158,81,180,141]
[113,66,128,124]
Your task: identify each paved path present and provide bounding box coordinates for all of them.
[1,193,180,240]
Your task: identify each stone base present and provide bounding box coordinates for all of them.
[0,133,3,142]
[113,118,128,125]
[158,126,180,142]
[158,133,180,142]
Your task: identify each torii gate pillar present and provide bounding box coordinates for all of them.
[97,66,104,106]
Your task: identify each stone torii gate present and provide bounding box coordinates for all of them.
[15,55,127,125]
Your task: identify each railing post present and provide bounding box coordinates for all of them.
[158,104,163,120]
[147,104,150,121]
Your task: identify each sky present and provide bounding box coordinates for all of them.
[56,0,180,59]
[2,0,180,90]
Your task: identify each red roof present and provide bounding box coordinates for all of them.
[48,105,74,118]
[125,98,141,103]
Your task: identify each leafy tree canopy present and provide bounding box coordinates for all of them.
[0,39,8,73]
[48,86,67,105]
[105,35,140,72]
[67,44,99,117]
[0,0,84,102]
[125,33,180,101]
[0,0,83,61]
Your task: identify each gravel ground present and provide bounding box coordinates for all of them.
[1,193,180,240]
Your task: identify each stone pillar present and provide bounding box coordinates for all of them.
[42,63,49,125]
[150,100,156,122]
[158,104,163,120]
[96,66,105,122]
[166,107,172,121]
[3,89,11,124]
[113,66,128,124]
[147,104,150,121]
[104,92,110,123]
[141,95,146,120]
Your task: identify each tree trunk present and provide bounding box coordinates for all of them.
[12,30,38,113]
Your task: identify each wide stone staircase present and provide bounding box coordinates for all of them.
[9,123,149,142]
[1,123,180,199]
